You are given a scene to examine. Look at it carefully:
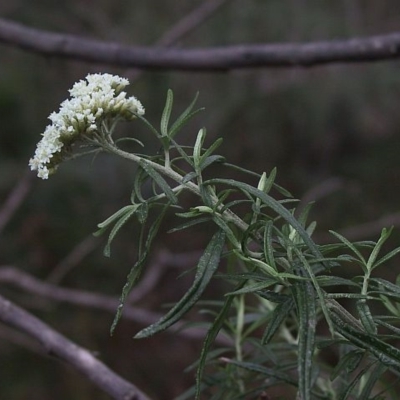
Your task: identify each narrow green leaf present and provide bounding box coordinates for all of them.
[103,207,137,257]
[330,349,364,380]
[258,291,291,303]
[338,363,373,400]
[359,363,387,399]
[193,128,206,169]
[96,205,137,230]
[292,279,317,400]
[262,297,295,344]
[316,275,360,288]
[330,311,400,373]
[263,167,277,194]
[182,171,197,184]
[329,230,367,266]
[139,160,178,204]
[171,139,194,167]
[115,137,144,147]
[134,112,161,138]
[367,227,393,271]
[199,138,223,164]
[160,89,173,137]
[134,230,226,338]
[168,216,211,233]
[198,154,225,171]
[205,178,325,266]
[223,359,297,387]
[132,165,148,203]
[357,299,377,334]
[372,243,400,270]
[212,215,241,250]
[196,294,235,399]
[263,221,277,271]
[169,92,202,138]
[225,280,278,296]
[375,319,400,335]
[110,205,169,335]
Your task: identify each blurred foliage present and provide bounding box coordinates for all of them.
[1,0,400,399]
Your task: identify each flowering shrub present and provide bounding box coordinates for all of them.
[30,73,400,399]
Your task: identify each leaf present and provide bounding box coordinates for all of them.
[168,216,211,233]
[204,178,325,265]
[225,280,278,296]
[132,165,148,203]
[198,154,225,171]
[316,275,360,288]
[103,207,138,257]
[95,205,138,230]
[367,227,393,271]
[338,363,373,400]
[358,363,387,399]
[357,299,377,334]
[193,128,206,169]
[136,202,149,225]
[330,310,400,373]
[329,230,367,266]
[199,138,223,164]
[222,359,297,387]
[196,293,235,399]
[372,243,400,270]
[262,297,295,344]
[292,279,317,400]
[263,221,277,272]
[139,160,178,204]
[169,92,203,138]
[110,205,169,335]
[160,89,173,137]
[330,349,364,380]
[134,230,226,338]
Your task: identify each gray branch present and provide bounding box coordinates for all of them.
[1,18,400,71]
[0,293,150,400]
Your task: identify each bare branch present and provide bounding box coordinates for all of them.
[1,18,400,71]
[0,170,34,235]
[0,266,231,345]
[0,293,150,400]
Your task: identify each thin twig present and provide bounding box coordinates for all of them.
[156,0,228,47]
[0,170,34,235]
[0,293,150,400]
[47,235,100,284]
[129,0,228,81]
[1,18,400,71]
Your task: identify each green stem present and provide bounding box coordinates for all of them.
[102,142,250,234]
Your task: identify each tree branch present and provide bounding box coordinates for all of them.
[0,170,34,235]
[0,293,150,400]
[0,266,231,344]
[1,18,400,71]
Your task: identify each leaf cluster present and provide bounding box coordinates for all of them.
[93,90,400,399]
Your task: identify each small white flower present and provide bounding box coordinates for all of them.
[29,73,145,179]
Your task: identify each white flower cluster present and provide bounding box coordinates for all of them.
[29,73,145,179]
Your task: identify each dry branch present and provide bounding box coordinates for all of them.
[0,293,150,400]
[1,18,400,71]
[0,266,231,344]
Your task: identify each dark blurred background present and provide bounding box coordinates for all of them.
[1,1,400,399]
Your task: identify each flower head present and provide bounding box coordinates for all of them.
[29,73,145,179]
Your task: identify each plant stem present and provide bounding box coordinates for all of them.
[103,142,250,234]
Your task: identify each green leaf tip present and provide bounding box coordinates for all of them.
[134,230,226,339]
